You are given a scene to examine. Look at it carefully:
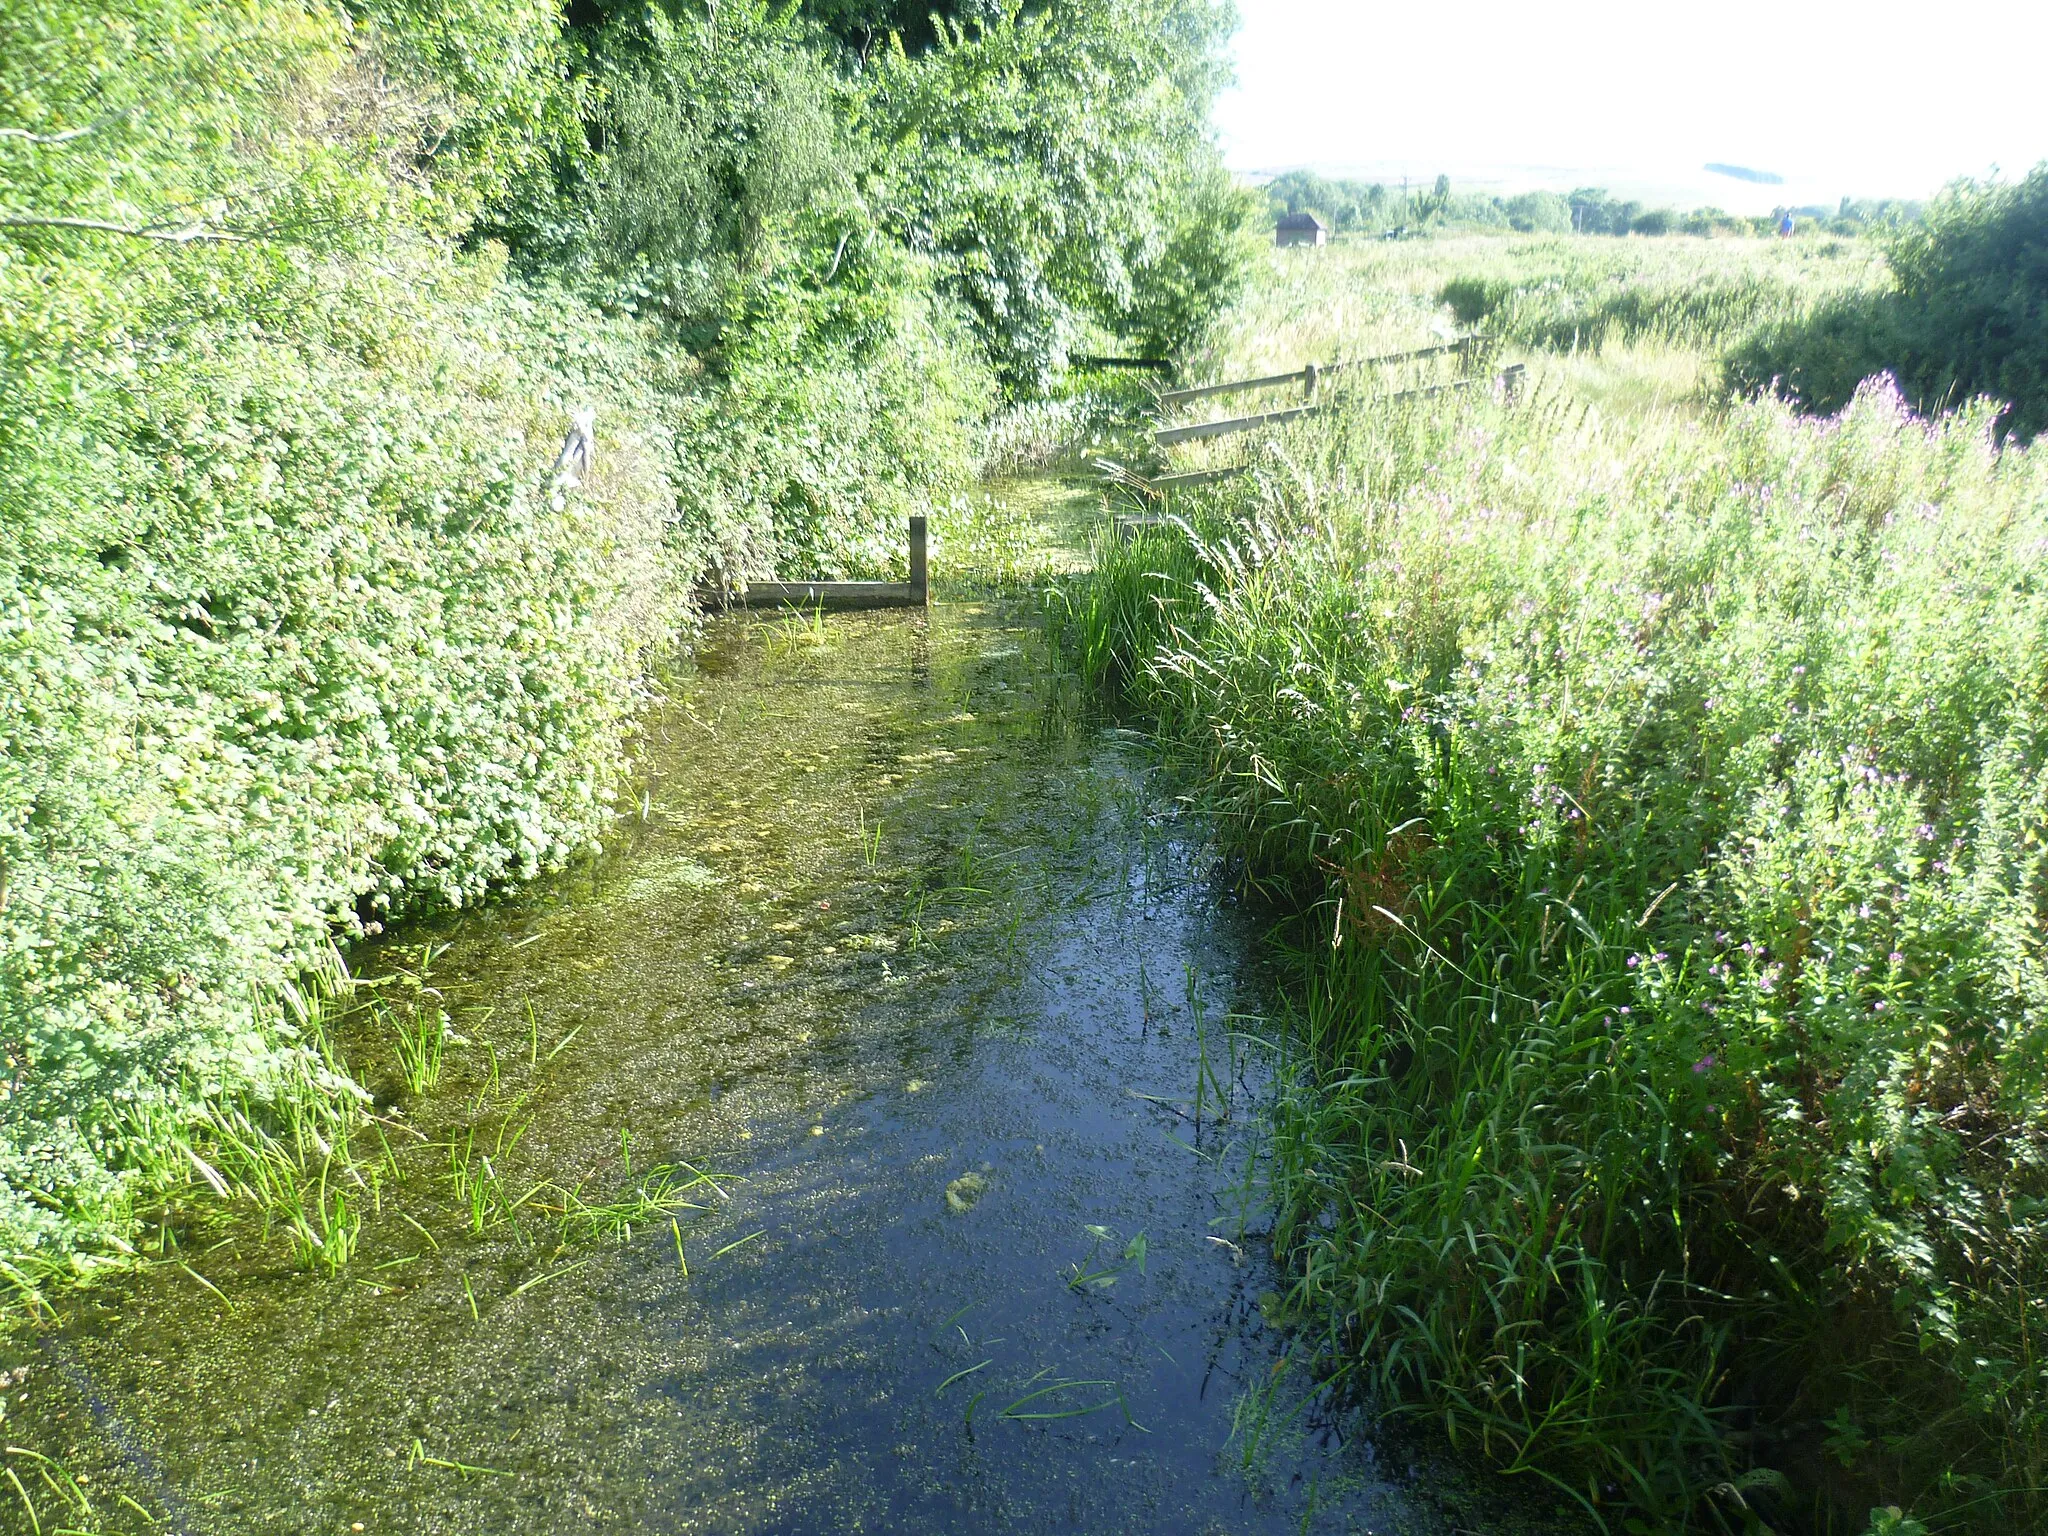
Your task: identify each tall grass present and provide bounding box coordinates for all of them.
[1071,374,2048,1530]
[1189,237,1883,380]
[1435,241,1878,353]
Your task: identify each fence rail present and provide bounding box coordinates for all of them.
[1155,403,1321,447]
[1072,354,1175,374]
[1147,465,1251,490]
[1144,365,1525,455]
[1156,336,1482,410]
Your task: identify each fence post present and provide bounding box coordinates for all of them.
[1502,363,1526,402]
[908,514,928,606]
[1303,361,1319,401]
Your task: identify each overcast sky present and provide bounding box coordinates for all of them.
[1214,0,2048,203]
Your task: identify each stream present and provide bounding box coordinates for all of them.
[1,480,1517,1535]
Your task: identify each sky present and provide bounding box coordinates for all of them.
[1213,0,2048,209]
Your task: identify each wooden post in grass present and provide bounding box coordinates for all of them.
[908,514,928,606]
[1303,361,1319,401]
[1503,363,1526,402]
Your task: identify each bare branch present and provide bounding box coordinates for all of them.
[0,124,97,146]
[0,214,245,244]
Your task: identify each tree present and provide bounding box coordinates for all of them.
[862,0,1237,388]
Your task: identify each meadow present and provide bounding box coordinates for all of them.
[1181,234,1885,418]
[1070,232,2048,1532]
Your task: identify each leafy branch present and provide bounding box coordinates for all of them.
[0,213,245,244]
[0,124,98,147]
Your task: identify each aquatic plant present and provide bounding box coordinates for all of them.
[542,1164,728,1249]
[3,1444,158,1534]
[1063,1224,1148,1292]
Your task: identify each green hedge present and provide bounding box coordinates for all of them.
[0,235,704,1270]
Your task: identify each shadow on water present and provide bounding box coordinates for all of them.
[1,480,1577,1535]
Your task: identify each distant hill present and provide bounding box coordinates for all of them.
[1705,163,1786,186]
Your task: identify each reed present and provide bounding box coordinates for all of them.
[386,998,450,1096]
[542,1165,725,1248]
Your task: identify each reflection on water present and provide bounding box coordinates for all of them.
[3,503,1539,1533]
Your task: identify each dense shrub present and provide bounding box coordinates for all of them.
[863,0,1241,389]
[1503,190,1571,234]
[575,4,853,338]
[1730,166,2048,440]
[541,2,993,577]
[673,230,990,580]
[1073,383,2048,1530]
[0,230,697,1270]
[1111,160,1265,360]
[1,0,1239,1286]
[341,0,583,222]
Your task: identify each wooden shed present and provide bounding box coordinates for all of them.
[1275,212,1329,248]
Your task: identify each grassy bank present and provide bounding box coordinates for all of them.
[1068,235,2046,1530]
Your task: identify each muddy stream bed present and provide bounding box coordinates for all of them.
[1,481,1535,1535]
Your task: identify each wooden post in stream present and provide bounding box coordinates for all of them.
[909,514,928,606]
[700,513,930,610]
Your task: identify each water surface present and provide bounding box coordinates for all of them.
[3,490,1530,1535]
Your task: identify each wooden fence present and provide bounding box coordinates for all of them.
[1155,336,1482,411]
[1106,360,1526,496]
[1072,355,1176,375]
[1151,364,1524,450]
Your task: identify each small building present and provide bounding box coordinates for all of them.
[1275,212,1329,248]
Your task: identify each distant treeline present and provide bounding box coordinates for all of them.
[1703,161,1783,184]
[1264,169,1924,238]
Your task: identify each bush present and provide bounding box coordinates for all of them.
[863,0,1240,389]
[579,4,853,339]
[1731,166,2048,440]
[673,230,990,580]
[341,0,582,225]
[0,231,694,1271]
[1503,191,1571,234]
[1113,160,1262,360]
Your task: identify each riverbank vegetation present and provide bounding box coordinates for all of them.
[1071,213,2048,1530]
[0,0,1246,1296]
